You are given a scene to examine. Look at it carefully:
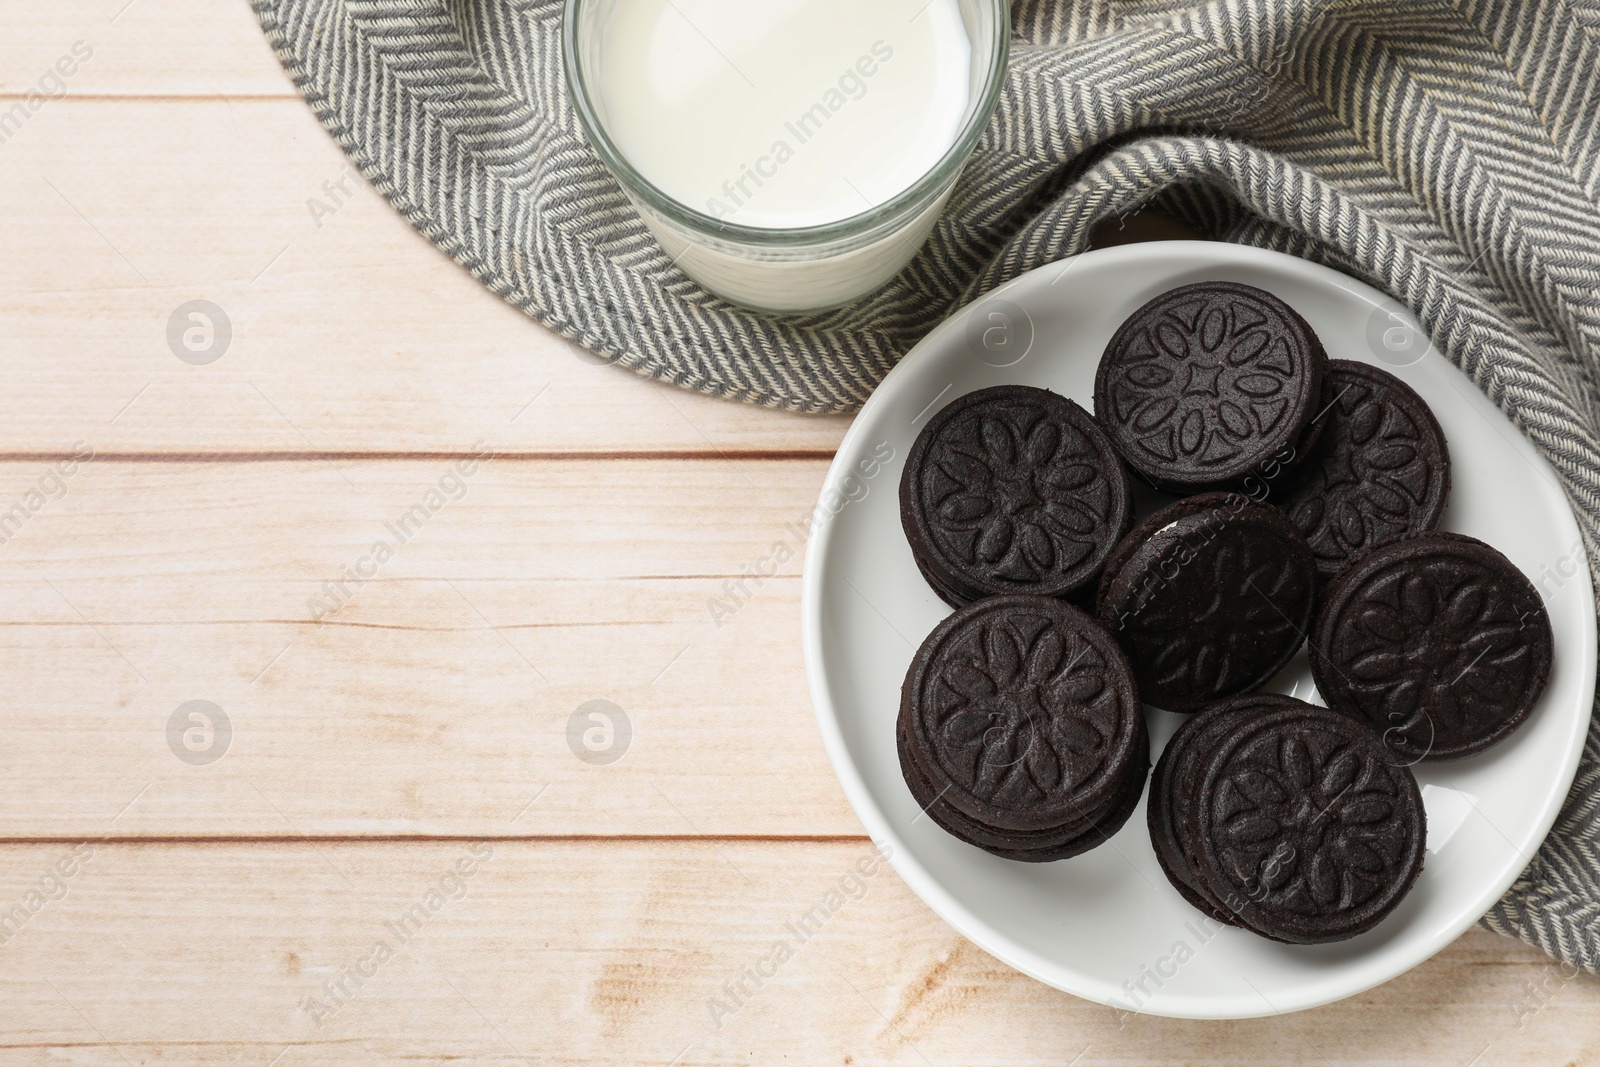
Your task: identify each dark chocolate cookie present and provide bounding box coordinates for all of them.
[901,385,1133,607]
[1097,493,1318,712]
[1187,700,1426,944]
[1311,532,1553,762]
[899,596,1146,852]
[1148,693,1304,925]
[1095,282,1330,494]
[901,712,1149,861]
[1271,360,1451,578]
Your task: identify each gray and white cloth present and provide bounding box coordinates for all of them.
[252,0,1600,971]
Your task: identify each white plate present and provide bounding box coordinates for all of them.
[802,242,1595,1019]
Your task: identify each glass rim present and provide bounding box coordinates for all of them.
[561,0,1011,247]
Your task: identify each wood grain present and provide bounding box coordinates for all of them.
[0,99,851,455]
[0,840,1594,1066]
[0,456,863,838]
[0,0,292,97]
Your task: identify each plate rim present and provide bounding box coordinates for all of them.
[800,240,1597,1020]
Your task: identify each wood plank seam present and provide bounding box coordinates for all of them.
[0,92,299,102]
[0,834,875,846]
[0,450,840,464]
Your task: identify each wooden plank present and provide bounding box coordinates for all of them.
[0,0,307,97]
[0,456,869,838]
[0,95,854,455]
[0,839,1591,1064]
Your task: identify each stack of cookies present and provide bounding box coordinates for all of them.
[897,596,1148,861]
[894,280,1556,942]
[899,384,1132,608]
[1311,531,1553,761]
[1093,491,1318,712]
[1148,694,1426,943]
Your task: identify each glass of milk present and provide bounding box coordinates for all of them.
[563,0,1009,314]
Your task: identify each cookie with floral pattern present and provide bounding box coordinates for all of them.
[1094,282,1329,493]
[1186,700,1426,943]
[1311,532,1552,761]
[901,385,1133,607]
[898,596,1147,857]
[1148,693,1303,924]
[1271,360,1451,579]
[900,710,1149,861]
[1096,493,1318,712]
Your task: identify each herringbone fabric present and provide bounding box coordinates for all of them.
[253,0,1600,970]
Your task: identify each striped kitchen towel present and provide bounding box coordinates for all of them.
[252,0,1600,971]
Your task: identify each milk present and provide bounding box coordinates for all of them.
[597,0,973,230]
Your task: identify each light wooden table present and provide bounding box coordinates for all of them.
[0,3,1595,1064]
